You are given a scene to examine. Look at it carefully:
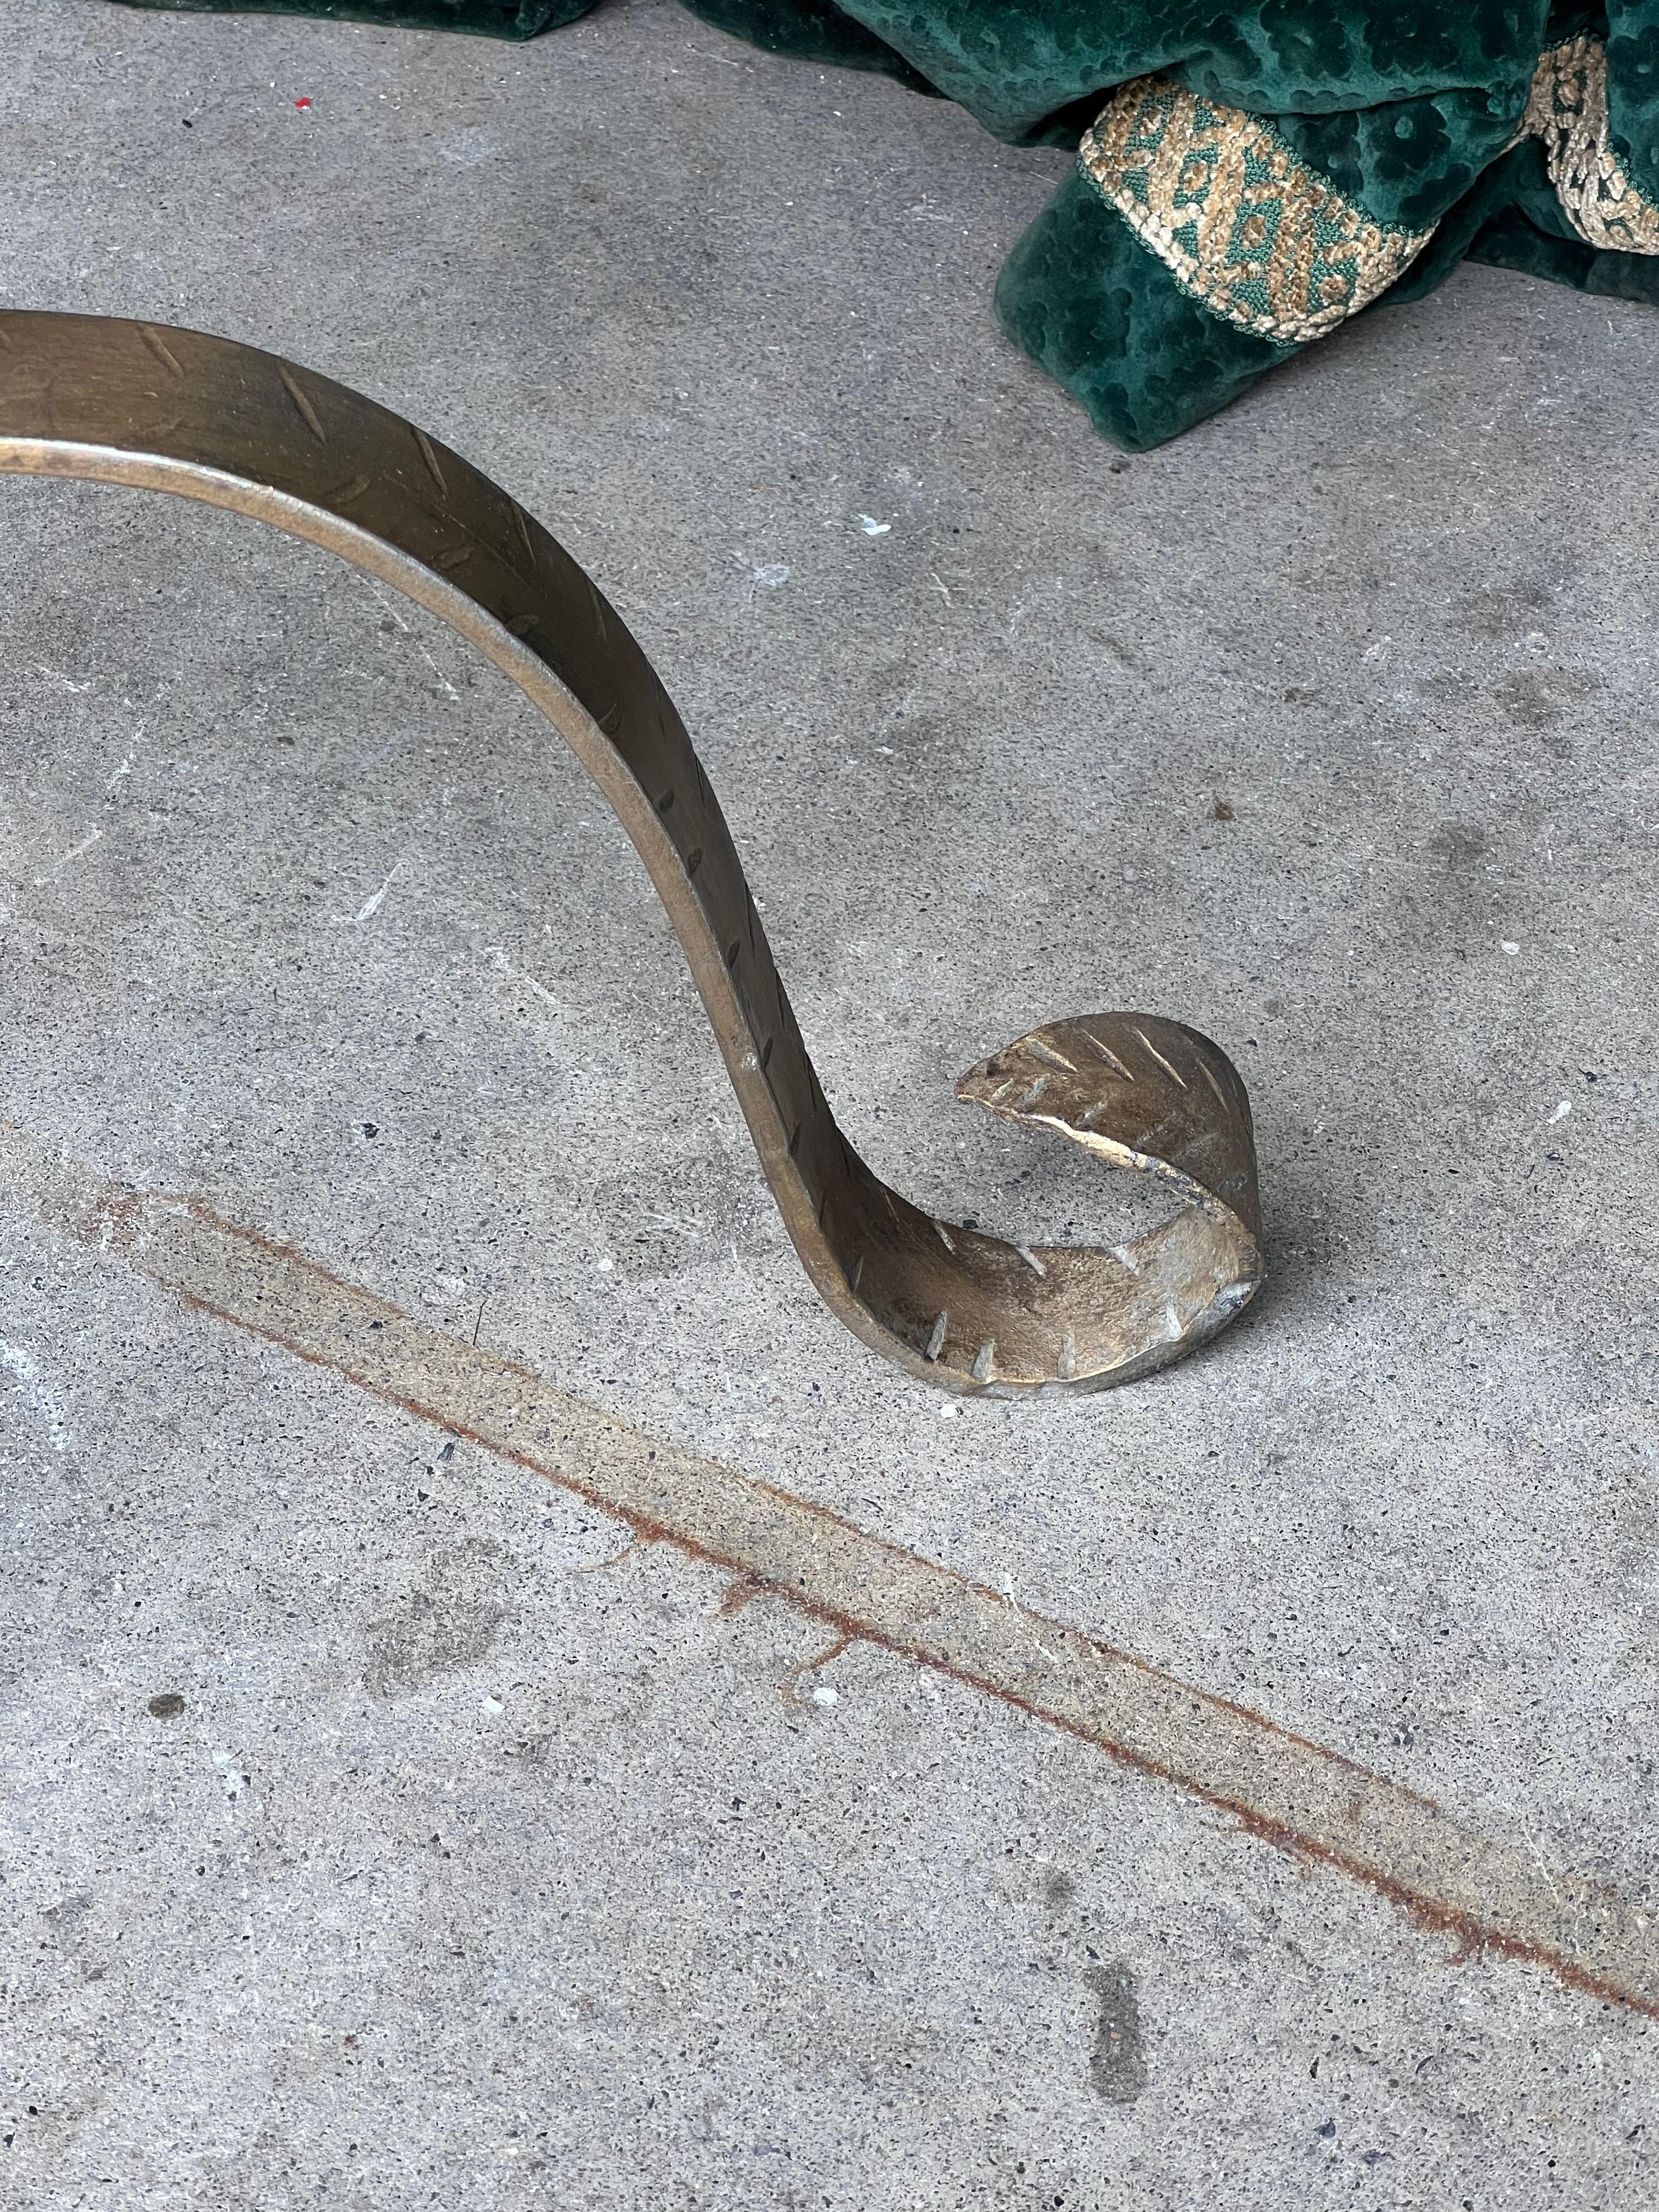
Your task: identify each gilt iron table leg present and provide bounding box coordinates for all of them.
[0,312,1262,1396]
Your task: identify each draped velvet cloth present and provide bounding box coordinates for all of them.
[110,0,1659,447]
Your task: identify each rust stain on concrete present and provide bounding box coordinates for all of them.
[5,1119,1657,2020]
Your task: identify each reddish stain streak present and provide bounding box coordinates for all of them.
[88,1188,1659,2023]
[779,1633,853,1709]
[572,1533,652,1576]
[715,1575,764,1618]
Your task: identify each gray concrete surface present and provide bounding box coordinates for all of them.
[3,0,1659,2203]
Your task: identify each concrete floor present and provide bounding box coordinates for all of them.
[4,1,1659,2203]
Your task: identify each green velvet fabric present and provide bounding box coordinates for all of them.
[823,1,1558,147]
[1268,92,1522,233]
[104,0,1659,448]
[678,0,940,95]
[993,163,1296,451]
[1462,132,1659,301]
[1606,0,1659,196]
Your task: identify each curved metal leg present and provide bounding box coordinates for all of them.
[0,311,1262,1395]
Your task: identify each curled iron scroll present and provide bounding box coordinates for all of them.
[0,312,1262,1396]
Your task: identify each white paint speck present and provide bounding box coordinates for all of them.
[939,1402,962,1419]
[482,1695,505,1715]
[733,554,791,601]
[1549,1098,1572,1125]
[439,127,500,168]
[0,1339,69,1450]
[808,1684,838,1707]
[857,516,891,536]
[1500,941,1520,956]
[211,1748,249,1804]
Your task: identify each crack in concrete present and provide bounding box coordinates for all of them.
[5,1118,1657,2019]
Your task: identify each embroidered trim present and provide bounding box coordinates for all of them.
[1524,34,1659,253]
[1077,79,1435,346]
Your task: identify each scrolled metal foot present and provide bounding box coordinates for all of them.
[0,312,1262,1396]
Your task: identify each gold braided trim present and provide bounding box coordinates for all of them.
[1078,79,1434,346]
[1523,34,1659,253]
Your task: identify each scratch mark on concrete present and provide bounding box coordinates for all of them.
[358,574,460,699]
[330,860,406,927]
[33,826,103,886]
[482,944,563,1015]
[104,722,145,798]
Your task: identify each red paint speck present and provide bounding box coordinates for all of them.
[294,97,312,109]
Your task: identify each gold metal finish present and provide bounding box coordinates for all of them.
[0,311,1262,1395]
